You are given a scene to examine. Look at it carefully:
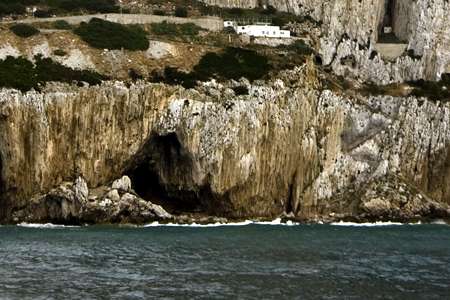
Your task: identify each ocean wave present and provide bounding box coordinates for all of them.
[430,219,448,225]
[144,218,300,227]
[17,223,81,229]
[330,221,405,227]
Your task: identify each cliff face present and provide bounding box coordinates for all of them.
[1,63,449,223]
[202,0,450,83]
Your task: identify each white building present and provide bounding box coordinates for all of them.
[224,21,291,38]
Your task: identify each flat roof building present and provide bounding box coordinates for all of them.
[224,21,291,38]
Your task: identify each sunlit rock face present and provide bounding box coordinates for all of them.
[1,63,449,223]
[201,0,450,83]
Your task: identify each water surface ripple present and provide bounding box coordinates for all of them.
[0,224,449,299]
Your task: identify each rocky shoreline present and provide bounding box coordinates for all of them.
[6,174,450,226]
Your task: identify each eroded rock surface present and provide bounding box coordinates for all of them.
[1,63,449,223]
[11,176,172,224]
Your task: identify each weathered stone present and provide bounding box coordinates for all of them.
[112,176,132,192]
[1,63,450,223]
[201,0,450,83]
[74,177,89,203]
[106,189,121,203]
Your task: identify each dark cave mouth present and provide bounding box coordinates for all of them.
[127,163,206,214]
[376,0,411,44]
[377,0,397,42]
[125,133,208,215]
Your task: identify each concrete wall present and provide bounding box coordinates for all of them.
[10,14,224,31]
[374,43,408,61]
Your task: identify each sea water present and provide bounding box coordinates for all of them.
[0,222,449,299]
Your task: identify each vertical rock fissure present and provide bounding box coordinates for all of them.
[0,152,6,220]
[285,171,297,214]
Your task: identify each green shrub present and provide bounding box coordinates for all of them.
[10,23,40,38]
[151,21,178,36]
[232,86,249,95]
[408,79,450,101]
[74,18,149,51]
[151,47,271,88]
[0,0,119,16]
[442,73,450,85]
[0,56,37,92]
[55,0,119,14]
[280,40,314,56]
[228,8,244,16]
[52,20,72,30]
[194,47,270,81]
[0,2,26,16]
[153,9,165,16]
[223,26,236,34]
[151,21,202,36]
[262,5,277,15]
[174,6,188,18]
[0,55,106,92]
[128,68,143,81]
[179,23,201,35]
[155,67,197,88]
[34,55,105,85]
[406,49,422,60]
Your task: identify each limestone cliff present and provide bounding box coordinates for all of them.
[201,0,450,83]
[1,63,449,223]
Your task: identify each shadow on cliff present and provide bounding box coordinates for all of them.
[0,152,6,220]
[125,132,228,216]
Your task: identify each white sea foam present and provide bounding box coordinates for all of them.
[330,221,404,227]
[144,220,252,228]
[18,223,80,229]
[144,218,300,227]
[430,219,448,225]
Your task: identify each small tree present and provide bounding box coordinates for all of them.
[10,24,39,38]
[174,6,188,18]
[53,20,72,30]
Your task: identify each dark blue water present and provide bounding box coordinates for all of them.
[0,223,449,299]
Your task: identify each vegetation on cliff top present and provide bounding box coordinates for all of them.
[408,76,450,101]
[0,0,119,17]
[360,75,450,101]
[52,20,72,30]
[74,18,149,51]
[150,21,203,37]
[150,47,270,88]
[199,4,316,27]
[9,23,39,37]
[0,55,106,92]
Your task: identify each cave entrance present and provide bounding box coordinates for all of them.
[378,0,399,43]
[126,133,207,215]
[374,0,410,60]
